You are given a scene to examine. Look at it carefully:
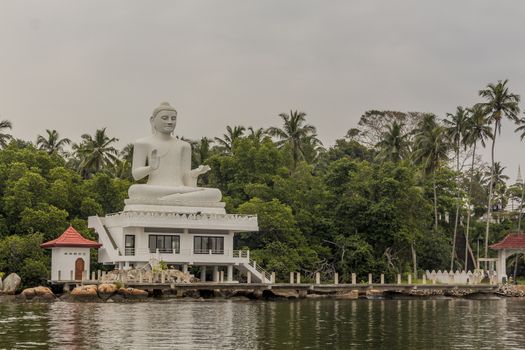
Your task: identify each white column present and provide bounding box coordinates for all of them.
[183,264,188,274]
[247,271,252,284]
[213,266,219,282]
[227,265,233,282]
[200,266,206,282]
[498,250,508,283]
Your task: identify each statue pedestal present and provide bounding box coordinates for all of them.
[123,198,226,215]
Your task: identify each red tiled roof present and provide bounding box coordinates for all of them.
[40,226,101,249]
[490,232,525,250]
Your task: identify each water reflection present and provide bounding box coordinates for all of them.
[1,298,525,349]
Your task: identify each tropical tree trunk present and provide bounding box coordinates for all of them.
[411,243,417,279]
[433,173,438,232]
[451,147,461,271]
[464,142,477,269]
[484,122,498,262]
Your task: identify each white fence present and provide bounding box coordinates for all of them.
[424,270,497,284]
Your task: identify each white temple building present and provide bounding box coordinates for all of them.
[88,102,270,283]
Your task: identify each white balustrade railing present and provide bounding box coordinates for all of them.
[249,258,271,282]
[122,248,251,259]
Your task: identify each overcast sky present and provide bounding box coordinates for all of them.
[1,1,525,181]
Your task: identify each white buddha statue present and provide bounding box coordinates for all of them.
[127,102,222,204]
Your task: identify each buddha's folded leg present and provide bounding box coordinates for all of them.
[160,188,222,202]
[128,184,178,199]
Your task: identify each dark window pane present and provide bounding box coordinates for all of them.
[149,236,156,253]
[194,236,224,254]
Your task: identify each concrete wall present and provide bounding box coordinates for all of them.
[51,247,91,280]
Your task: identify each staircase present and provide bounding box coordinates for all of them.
[237,259,272,283]
[88,216,122,262]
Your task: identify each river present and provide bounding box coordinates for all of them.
[1,298,524,349]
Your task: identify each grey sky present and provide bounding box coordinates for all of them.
[1,0,525,181]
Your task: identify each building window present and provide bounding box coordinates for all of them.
[194,236,224,254]
[149,235,180,254]
[125,235,135,256]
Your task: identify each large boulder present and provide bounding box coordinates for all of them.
[167,269,192,283]
[335,290,359,299]
[70,284,99,301]
[100,270,120,283]
[18,286,55,302]
[118,287,149,300]
[2,273,21,295]
[97,283,118,300]
[268,289,300,299]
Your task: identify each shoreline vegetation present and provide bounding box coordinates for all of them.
[1,80,525,291]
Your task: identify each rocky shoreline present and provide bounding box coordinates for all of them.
[3,268,525,302]
[2,283,525,303]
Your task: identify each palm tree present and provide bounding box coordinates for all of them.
[267,110,321,168]
[514,116,525,140]
[247,127,266,143]
[444,107,469,270]
[487,162,510,190]
[0,120,13,148]
[194,137,214,166]
[214,126,245,154]
[36,129,71,155]
[413,117,450,231]
[463,105,492,268]
[477,79,521,260]
[375,120,410,162]
[120,143,134,163]
[73,128,119,178]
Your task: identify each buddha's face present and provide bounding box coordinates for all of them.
[152,110,177,134]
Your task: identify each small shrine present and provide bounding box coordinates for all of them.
[489,231,525,283]
[41,226,101,281]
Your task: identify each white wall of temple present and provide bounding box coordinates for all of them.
[50,247,91,280]
[100,225,238,265]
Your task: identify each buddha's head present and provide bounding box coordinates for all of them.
[150,102,177,135]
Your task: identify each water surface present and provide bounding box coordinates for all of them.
[1,297,523,349]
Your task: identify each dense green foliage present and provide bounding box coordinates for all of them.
[2,80,525,288]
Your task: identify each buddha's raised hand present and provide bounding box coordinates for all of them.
[149,149,160,170]
[190,165,211,177]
